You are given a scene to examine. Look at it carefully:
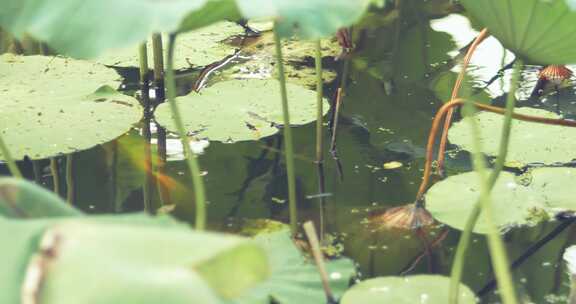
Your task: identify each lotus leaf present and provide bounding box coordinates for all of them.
[0,178,82,218]
[448,107,576,166]
[426,167,576,233]
[461,0,576,64]
[155,79,329,143]
[340,275,476,304]
[236,229,355,303]
[0,0,210,58]
[0,199,269,303]
[95,21,243,69]
[0,0,371,59]
[0,54,142,160]
[236,0,372,39]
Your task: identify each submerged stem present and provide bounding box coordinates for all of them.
[315,40,324,164]
[0,135,22,178]
[449,60,523,304]
[166,34,207,230]
[273,26,298,234]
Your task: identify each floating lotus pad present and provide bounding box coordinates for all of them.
[95,21,243,69]
[237,229,355,303]
[448,107,576,166]
[155,79,329,143]
[0,54,141,160]
[340,275,476,304]
[426,168,576,234]
[461,0,576,64]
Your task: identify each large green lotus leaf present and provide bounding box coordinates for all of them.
[95,21,243,69]
[0,214,166,303]
[235,229,355,303]
[0,0,212,58]
[155,79,329,143]
[0,178,82,218]
[0,218,56,304]
[37,220,268,303]
[461,0,576,64]
[340,275,476,304]
[426,168,576,233]
[0,214,269,303]
[448,107,576,166]
[0,54,142,160]
[236,0,371,39]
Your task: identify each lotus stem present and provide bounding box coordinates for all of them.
[32,161,42,183]
[166,34,207,230]
[448,60,524,304]
[0,135,22,178]
[329,51,350,154]
[66,154,75,205]
[315,40,324,164]
[273,25,298,234]
[303,221,336,303]
[50,158,61,195]
[152,33,165,103]
[139,42,154,212]
[437,28,489,175]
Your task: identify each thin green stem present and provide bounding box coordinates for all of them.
[273,26,298,234]
[315,40,324,164]
[50,158,61,195]
[139,42,149,88]
[139,41,154,212]
[166,34,207,230]
[449,60,523,304]
[152,33,165,103]
[0,135,22,178]
[66,155,75,205]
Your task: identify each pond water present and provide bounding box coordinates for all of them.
[2,3,576,303]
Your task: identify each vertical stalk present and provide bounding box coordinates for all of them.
[448,60,523,304]
[139,42,154,213]
[152,34,170,207]
[32,161,42,183]
[303,221,336,303]
[66,155,75,205]
[50,158,61,195]
[0,135,22,178]
[152,34,165,104]
[166,34,207,230]
[273,25,298,234]
[315,40,324,164]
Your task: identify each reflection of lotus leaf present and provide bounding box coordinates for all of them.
[449,107,576,166]
[426,168,576,233]
[0,54,141,160]
[155,79,329,143]
[95,21,243,69]
[341,275,476,304]
[461,0,576,64]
